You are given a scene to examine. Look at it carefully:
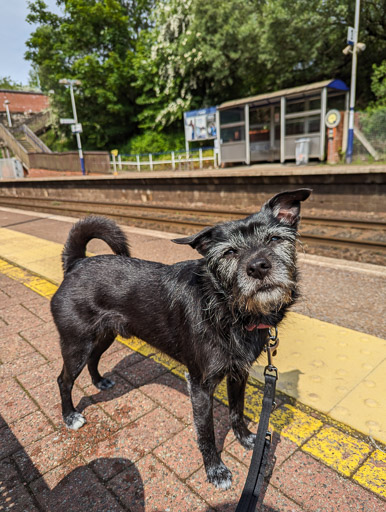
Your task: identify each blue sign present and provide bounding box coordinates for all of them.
[184,107,217,141]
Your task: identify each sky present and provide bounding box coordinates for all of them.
[0,0,61,85]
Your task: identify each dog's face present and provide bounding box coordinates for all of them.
[173,189,311,316]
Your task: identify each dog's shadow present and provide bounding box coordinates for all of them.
[71,349,282,511]
[75,350,233,454]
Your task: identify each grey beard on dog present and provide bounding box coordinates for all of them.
[51,188,311,490]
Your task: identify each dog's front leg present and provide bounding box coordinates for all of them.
[187,374,232,490]
[227,374,256,449]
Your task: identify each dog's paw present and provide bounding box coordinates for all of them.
[64,411,87,431]
[238,432,256,450]
[207,462,233,490]
[95,377,115,390]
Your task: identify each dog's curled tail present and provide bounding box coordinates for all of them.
[62,216,130,273]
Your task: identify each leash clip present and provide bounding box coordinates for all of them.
[264,327,279,378]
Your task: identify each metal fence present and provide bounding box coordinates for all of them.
[353,109,386,161]
[110,147,218,173]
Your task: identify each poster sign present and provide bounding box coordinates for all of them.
[184,107,217,141]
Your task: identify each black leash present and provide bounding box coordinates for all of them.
[235,328,279,512]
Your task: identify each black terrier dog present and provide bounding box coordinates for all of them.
[51,188,311,489]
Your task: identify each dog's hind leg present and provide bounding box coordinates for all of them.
[187,374,232,490]
[87,330,116,390]
[58,337,94,430]
[227,373,256,449]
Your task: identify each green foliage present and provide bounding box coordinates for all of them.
[133,0,385,130]
[134,0,266,129]
[25,0,385,151]
[39,127,73,152]
[368,60,386,109]
[0,76,24,90]
[25,0,154,149]
[121,130,185,154]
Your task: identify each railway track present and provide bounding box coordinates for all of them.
[0,195,385,253]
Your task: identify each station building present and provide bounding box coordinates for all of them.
[216,79,349,165]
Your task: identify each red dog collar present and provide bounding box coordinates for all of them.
[246,323,272,332]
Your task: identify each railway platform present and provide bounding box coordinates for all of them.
[0,206,385,511]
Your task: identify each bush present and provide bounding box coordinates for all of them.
[120,130,185,155]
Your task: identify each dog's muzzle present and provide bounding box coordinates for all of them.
[246,257,272,280]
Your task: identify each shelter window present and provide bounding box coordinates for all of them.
[286,100,305,114]
[309,97,321,110]
[250,106,270,143]
[308,116,320,133]
[221,125,245,143]
[220,108,244,125]
[328,94,346,111]
[286,119,304,136]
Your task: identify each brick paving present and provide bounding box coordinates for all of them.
[1,272,385,511]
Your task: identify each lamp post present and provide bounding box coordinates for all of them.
[58,78,85,175]
[346,0,361,164]
[4,100,12,127]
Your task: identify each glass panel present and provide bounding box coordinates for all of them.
[309,97,321,110]
[286,100,305,114]
[250,127,269,143]
[286,119,305,136]
[275,125,281,140]
[250,107,271,125]
[327,94,346,111]
[308,116,320,133]
[221,125,245,143]
[220,108,244,125]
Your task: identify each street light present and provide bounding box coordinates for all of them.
[345,0,364,164]
[58,78,85,175]
[3,100,12,128]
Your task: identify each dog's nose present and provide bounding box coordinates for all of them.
[246,258,272,279]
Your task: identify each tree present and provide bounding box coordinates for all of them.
[134,0,266,130]
[0,76,24,90]
[135,0,385,130]
[25,0,153,149]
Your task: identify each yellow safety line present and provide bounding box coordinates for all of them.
[0,257,385,499]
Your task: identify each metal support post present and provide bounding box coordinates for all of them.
[67,81,85,175]
[199,148,203,168]
[244,104,250,165]
[280,97,286,163]
[112,153,117,175]
[136,154,140,171]
[149,153,153,171]
[4,101,12,127]
[215,109,221,167]
[320,87,327,160]
[346,0,361,163]
[171,151,175,170]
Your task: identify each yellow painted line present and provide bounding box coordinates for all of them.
[302,425,372,477]
[1,243,386,499]
[0,228,63,284]
[271,404,323,446]
[353,449,386,498]
[0,258,58,299]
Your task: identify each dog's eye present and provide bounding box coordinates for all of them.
[269,236,281,243]
[224,248,237,257]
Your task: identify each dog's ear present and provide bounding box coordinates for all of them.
[264,188,312,227]
[172,226,214,256]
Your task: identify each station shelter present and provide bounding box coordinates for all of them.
[216,79,349,165]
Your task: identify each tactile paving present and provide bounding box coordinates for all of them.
[1,225,385,445]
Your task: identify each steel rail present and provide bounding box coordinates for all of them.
[0,195,385,252]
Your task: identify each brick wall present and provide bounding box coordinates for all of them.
[0,90,50,114]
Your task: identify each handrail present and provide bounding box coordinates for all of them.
[20,124,52,153]
[0,123,30,168]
